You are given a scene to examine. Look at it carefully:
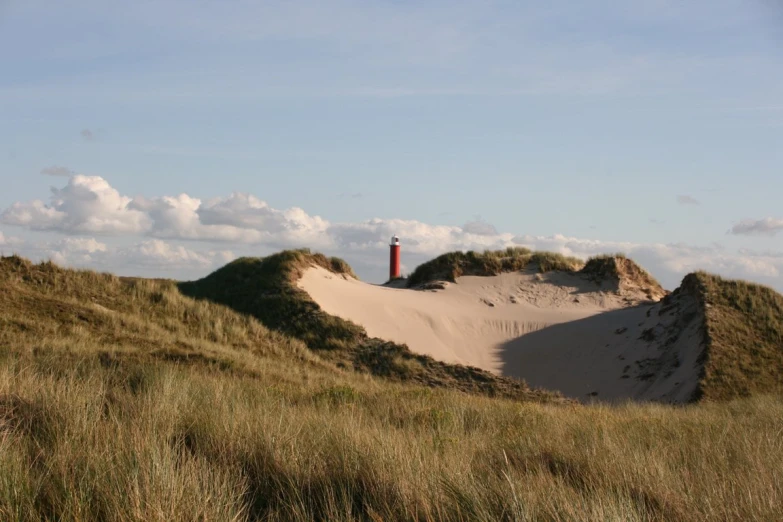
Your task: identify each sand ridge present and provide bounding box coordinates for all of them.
[298,266,704,403]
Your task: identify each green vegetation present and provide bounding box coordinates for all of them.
[179,249,557,402]
[0,255,319,376]
[685,272,783,401]
[406,248,666,300]
[1,253,782,520]
[582,254,665,299]
[406,247,583,287]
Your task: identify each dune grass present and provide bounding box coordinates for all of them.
[1,349,782,521]
[406,247,584,288]
[405,248,664,299]
[687,272,783,401]
[0,255,321,377]
[2,254,783,520]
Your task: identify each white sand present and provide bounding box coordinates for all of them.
[298,267,703,403]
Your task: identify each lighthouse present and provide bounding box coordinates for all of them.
[389,235,401,280]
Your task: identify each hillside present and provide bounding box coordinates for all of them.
[689,272,783,400]
[299,250,783,403]
[179,250,561,402]
[1,254,782,520]
[0,255,320,377]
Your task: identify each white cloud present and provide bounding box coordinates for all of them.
[55,237,108,253]
[115,240,233,269]
[328,218,514,255]
[730,217,783,237]
[2,177,329,248]
[6,235,234,278]
[45,237,108,266]
[197,193,331,247]
[2,176,150,234]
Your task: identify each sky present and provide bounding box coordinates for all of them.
[1,0,782,290]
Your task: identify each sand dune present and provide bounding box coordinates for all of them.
[298,266,704,403]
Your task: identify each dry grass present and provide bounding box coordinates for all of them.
[1,255,782,520]
[0,353,781,521]
[0,255,321,376]
[687,272,783,401]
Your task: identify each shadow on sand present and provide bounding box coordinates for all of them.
[496,302,701,404]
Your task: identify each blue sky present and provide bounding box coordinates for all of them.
[1,0,782,289]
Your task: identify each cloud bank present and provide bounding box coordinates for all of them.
[2,175,783,291]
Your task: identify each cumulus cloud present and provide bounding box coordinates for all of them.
[677,195,700,205]
[328,217,514,255]
[729,217,783,237]
[8,235,234,277]
[114,240,234,269]
[41,165,75,177]
[2,176,330,248]
[197,193,331,246]
[45,237,108,266]
[2,175,150,234]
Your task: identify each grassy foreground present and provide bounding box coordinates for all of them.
[1,254,782,520]
[1,353,782,521]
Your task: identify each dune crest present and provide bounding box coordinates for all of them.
[298,264,700,402]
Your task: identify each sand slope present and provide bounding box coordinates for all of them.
[299,267,704,403]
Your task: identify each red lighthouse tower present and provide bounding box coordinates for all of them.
[389,235,401,280]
